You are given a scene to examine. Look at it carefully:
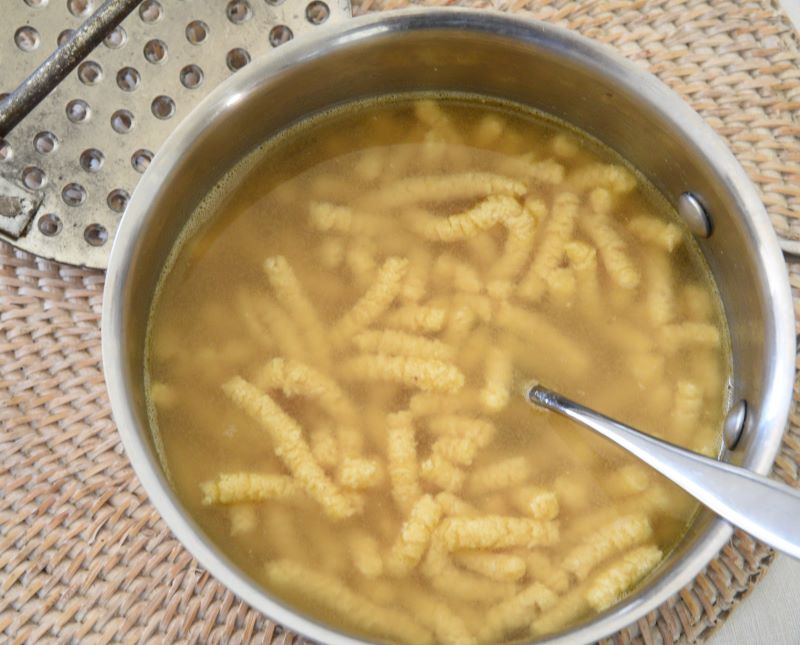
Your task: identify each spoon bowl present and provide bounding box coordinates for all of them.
[527,384,800,560]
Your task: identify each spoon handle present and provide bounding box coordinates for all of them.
[527,384,800,560]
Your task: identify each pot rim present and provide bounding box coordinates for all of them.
[102,8,796,645]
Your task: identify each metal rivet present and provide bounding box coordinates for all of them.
[0,138,14,162]
[268,24,293,47]
[34,131,59,154]
[723,400,747,450]
[226,48,250,71]
[139,0,163,23]
[15,26,41,52]
[84,223,108,246]
[143,39,168,64]
[679,192,713,238]
[151,95,176,120]
[62,182,86,206]
[80,148,104,172]
[306,0,330,24]
[107,188,129,213]
[186,20,209,45]
[33,130,59,155]
[22,166,46,190]
[67,0,93,17]
[38,213,61,236]
[131,149,153,173]
[66,99,90,123]
[77,60,103,85]
[111,109,134,133]
[57,29,74,47]
[116,66,141,92]
[103,25,127,49]
[226,0,252,24]
[180,64,204,89]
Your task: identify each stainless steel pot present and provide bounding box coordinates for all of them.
[102,9,796,644]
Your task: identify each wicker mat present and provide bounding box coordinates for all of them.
[1,1,799,643]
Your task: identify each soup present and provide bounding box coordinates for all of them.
[146,96,730,644]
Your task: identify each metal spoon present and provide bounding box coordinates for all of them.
[527,383,800,560]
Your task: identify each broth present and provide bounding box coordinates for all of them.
[146,96,730,644]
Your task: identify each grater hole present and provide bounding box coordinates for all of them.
[25,0,49,6]
[34,131,59,154]
[305,1,329,25]
[58,29,74,46]
[0,139,12,162]
[15,26,41,52]
[66,99,90,123]
[269,25,293,47]
[180,64,204,89]
[151,95,175,120]
[104,25,127,49]
[78,60,103,85]
[144,39,168,64]
[226,48,250,72]
[67,0,93,17]
[38,213,62,237]
[111,109,134,133]
[131,149,153,173]
[80,148,104,172]
[84,223,108,246]
[266,0,285,6]
[116,67,140,92]
[139,0,163,23]
[62,183,86,206]
[107,189,129,213]
[22,166,46,190]
[186,20,208,45]
[226,0,252,24]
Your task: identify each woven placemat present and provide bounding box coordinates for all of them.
[1,1,799,643]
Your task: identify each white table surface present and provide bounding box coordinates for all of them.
[707,555,800,644]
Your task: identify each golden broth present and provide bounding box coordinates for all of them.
[146,96,730,644]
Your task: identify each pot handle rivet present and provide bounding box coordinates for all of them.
[723,399,747,450]
[679,192,713,238]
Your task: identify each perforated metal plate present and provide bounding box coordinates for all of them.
[0,0,352,268]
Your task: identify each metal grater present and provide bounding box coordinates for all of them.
[0,0,352,269]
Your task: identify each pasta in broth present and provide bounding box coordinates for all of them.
[146,96,730,644]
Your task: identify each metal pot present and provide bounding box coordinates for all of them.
[102,9,796,644]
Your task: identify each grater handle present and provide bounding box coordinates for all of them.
[0,0,144,137]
